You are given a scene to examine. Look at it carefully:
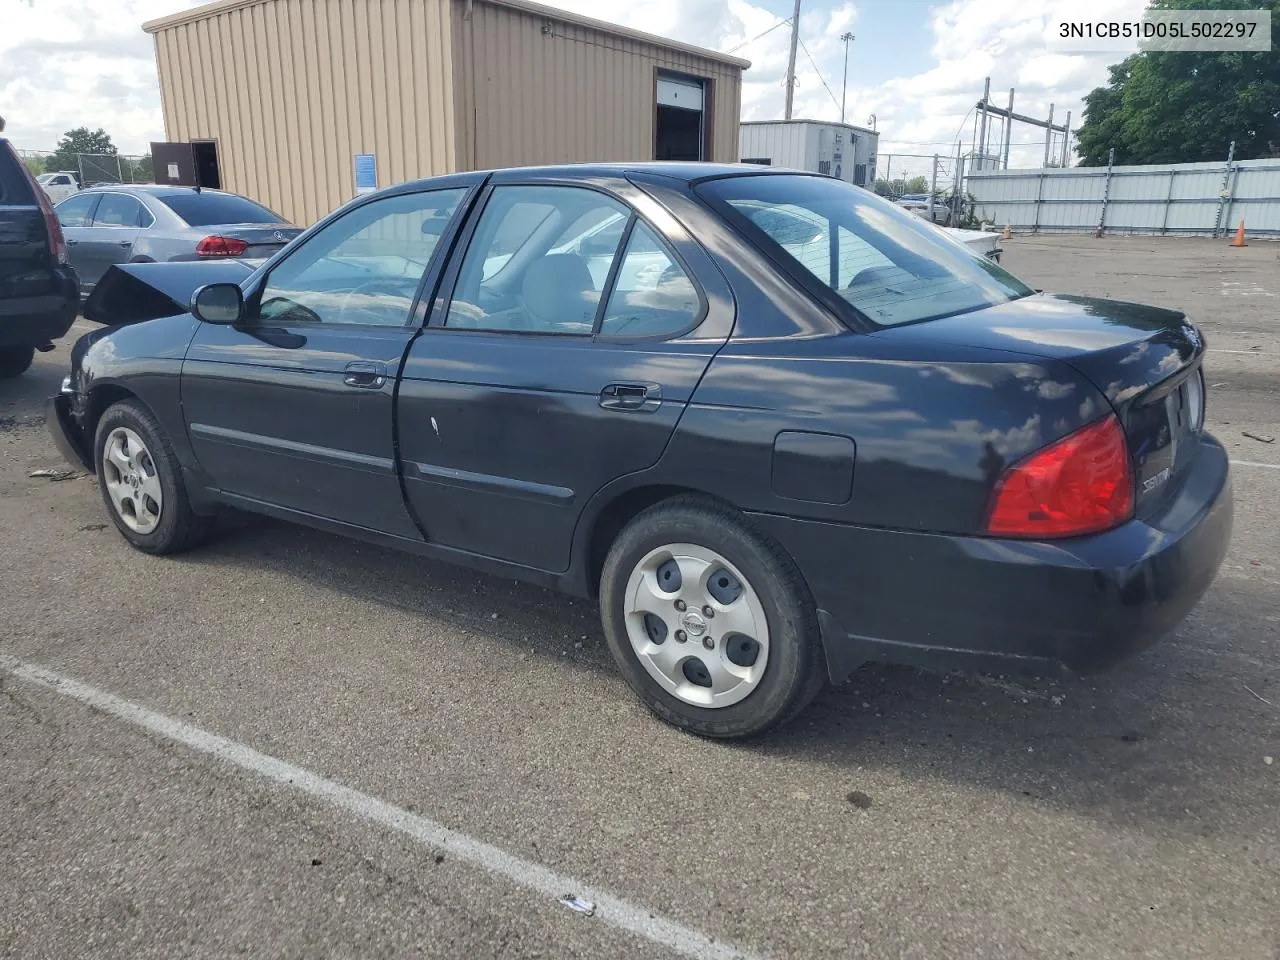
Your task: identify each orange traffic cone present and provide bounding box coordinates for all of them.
[1001,223,1012,241]
[1231,220,1247,247]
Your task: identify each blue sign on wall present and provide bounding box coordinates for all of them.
[354,153,378,194]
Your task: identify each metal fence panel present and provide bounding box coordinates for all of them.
[970,157,1280,236]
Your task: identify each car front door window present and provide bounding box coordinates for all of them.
[256,189,466,327]
[55,193,98,227]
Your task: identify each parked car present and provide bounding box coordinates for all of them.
[47,164,1231,738]
[941,225,1002,262]
[53,185,301,297]
[35,170,81,203]
[0,135,78,377]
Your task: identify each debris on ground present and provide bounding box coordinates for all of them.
[846,790,873,810]
[76,523,107,532]
[28,468,80,481]
[558,895,596,916]
[1241,431,1275,443]
[1265,757,1274,766]
[1244,684,1273,706]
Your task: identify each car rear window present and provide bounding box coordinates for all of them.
[157,192,283,227]
[697,174,1033,327]
[0,142,37,205]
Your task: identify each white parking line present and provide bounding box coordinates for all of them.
[1212,349,1268,355]
[0,654,765,960]
[1231,459,1280,470]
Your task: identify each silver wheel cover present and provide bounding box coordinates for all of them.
[623,543,770,709]
[102,427,163,534]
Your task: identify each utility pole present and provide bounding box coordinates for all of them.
[1060,110,1071,167]
[784,0,802,120]
[1043,103,1055,167]
[1001,88,1014,169]
[840,32,854,124]
[976,77,990,171]
[929,154,939,222]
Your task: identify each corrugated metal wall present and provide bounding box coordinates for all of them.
[739,123,811,169]
[970,159,1280,237]
[150,0,457,226]
[451,0,742,170]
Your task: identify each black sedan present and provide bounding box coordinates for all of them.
[47,164,1232,738]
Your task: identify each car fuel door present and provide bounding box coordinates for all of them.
[396,177,734,573]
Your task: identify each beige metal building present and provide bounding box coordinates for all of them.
[143,0,748,226]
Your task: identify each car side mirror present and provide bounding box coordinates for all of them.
[191,283,244,325]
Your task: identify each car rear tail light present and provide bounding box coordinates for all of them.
[985,414,1133,538]
[196,235,250,257]
[18,160,70,264]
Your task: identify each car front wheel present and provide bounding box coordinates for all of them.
[600,497,826,738]
[0,345,35,378]
[94,399,212,554]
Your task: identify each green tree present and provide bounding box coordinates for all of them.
[21,155,45,177]
[1076,0,1280,165]
[123,154,154,183]
[902,175,930,194]
[45,127,118,176]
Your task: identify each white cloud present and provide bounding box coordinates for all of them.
[1,0,1147,182]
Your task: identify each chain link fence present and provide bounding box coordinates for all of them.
[873,152,975,227]
[15,150,154,185]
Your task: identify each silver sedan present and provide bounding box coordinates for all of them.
[53,185,301,296]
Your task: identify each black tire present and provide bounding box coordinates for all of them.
[600,497,826,739]
[94,398,213,554]
[0,345,35,379]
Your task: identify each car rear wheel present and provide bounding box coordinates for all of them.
[600,497,826,738]
[0,346,35,378]
[95,399,212,554]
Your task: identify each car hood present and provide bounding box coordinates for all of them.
[82,259,263,325]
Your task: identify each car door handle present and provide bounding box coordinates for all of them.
[344,361,387,389]
[599,382,661,411]
[67,239,78,245]
[117,240,132,246]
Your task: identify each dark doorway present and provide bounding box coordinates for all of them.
[655,105,703,161]
[192,141,222,189]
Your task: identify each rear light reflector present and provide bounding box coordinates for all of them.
[196,235,250,257]
[17,159,70,264]
[985,414,1133,538]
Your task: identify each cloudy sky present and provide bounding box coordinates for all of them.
[2,0,1147,183]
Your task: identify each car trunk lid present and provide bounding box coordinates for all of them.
[197,222,301,258]
[875,293,1206,515]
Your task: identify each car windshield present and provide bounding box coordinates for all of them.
[698,174,1033,327]
[157,192,283,227]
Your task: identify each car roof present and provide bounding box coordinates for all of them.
[78,184,243,198]
[402,162,817,190]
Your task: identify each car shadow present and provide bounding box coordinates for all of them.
[176,512,1279,834]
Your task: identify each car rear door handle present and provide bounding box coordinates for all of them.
[117,240,132,246]
[344,361,386,389]
[599,382,661,412]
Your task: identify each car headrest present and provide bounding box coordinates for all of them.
[521,254,597,329]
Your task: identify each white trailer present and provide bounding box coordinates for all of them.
[739,119,879,188]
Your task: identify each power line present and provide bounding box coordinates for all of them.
[725,17,791,54]
[797,36,841,113]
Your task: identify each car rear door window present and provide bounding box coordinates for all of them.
[444,186,630,334]
[598,221,701,338]
[93,194,144,227]
[55,192,98,227]
[254,188,466,327]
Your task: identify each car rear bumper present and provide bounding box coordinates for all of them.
[750,433,1233,682]
[47,391,92,470]
[0,269,78,347]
